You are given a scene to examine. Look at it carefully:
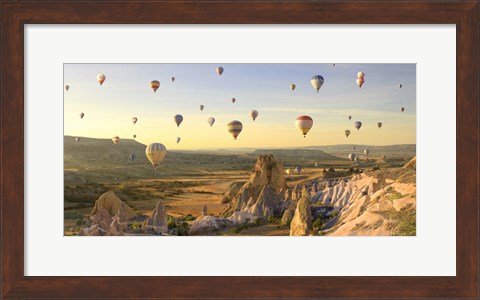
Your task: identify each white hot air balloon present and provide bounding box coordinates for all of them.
[310,75,325,93]
[97,73,106,85]
[207,117,215,127]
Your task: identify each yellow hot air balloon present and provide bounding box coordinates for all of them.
[290,84,296,91]
[150,80,160,93]
[227,120,243,140]
[145,143,167,169]
[345,130,351,138]
[295,116,313,137]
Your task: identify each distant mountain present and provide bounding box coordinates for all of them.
[304,144,416,158]
[251,149,343,161]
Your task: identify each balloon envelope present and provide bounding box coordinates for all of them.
[364,149,370,156]
[74,137,80,142]
[348,115,352,120]
[65,85,70,91]
[231,98,236,104]
[356,77,365,88]
[171,77,175,82]
[310,75,325,93]
[295,166,302,174]
[145,143,167,168]
[112,136,120,144]
[97,73,106,85]
[345,130,351,138]
[150,80,160,93]
[174,114,183,127]
[401,107,405,112]
[348,153,356,161]
[200,105,204,111]
[80,113,84,119]
[176,137,181,144]
[398,84,402,88]
[354,121,362,130]
[133,134,137,139]
[249,110,258,121]
[227,120,243,140]
[295,116,313,137]
[216,66,224,76]
[132,117,138,124]
[290,84,296,91]
[129,153,137,161]
[357,71,365,78]
[207,117,215,127]
[377,122,383,128]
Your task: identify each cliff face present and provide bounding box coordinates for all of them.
[221,155,288,219]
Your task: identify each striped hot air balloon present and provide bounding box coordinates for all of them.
[295,115,313,137]
[112,136,120,144]
[145,143,167,168]
[227,120,243,140]
[150,80,160,93]
[97,73,106,85]
[174,114,183,127]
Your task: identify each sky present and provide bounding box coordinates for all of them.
[64,63,416,150]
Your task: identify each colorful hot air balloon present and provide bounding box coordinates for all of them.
[348,115,352,120]
[112,136,120,144]
[171,77,175,83]
[129,153,137,161]
[295,115,313,137]
[356,77,365,88]
[74,137,80,143]
[227,120,243,140]
[207,117,215,127]
[310,75,325,93]
[348,153,356,161]
[231,98,236,104]
[295,166,302,174]
[97,73,106,85]
[354,121,362,131]
[345,130,351,138]
[249,110,258,122]
[65,85,70,91]
[401,107,405,112]
[216,66,224,76]
[176,137,181,144]
[145,143,167,168]
[150,80,160,93]
[80,112,84,119]
[174,114,183,127]
[290,84,296,91]
[377,122,382,129]
[133,134,137,139]
[200,105,204,111]
[364,149,370,156]
[132,117,138,124]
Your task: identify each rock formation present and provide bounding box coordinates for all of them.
[145,201,168,234]
[289,193,313,236]
[220,182,243,203]
[221,155,288,219]
[188,216,235,235]
[403,156,416,169]
[202,205,208,216]
[89,190,135,222]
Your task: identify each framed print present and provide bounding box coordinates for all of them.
[1,1,478,299]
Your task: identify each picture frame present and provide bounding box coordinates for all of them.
[1,1,478,298]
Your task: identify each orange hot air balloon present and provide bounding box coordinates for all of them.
[150,80,160,93]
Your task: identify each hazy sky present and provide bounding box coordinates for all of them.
[64,63,416,150]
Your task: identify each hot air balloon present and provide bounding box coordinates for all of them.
[285,169,291,176]
[290,84,296,91]
[97,74,106,85]
[231,98,236,104]
[295,115,313,137]
[353,146,356,150]
[354,156,360,163]
[348,153,356,161]
[315,162,319,168]
[249,110,258,122]
[112,136,120,144]
[129,153,137,161]
[295,166,302,174]
[207,117,215,127]
[216,66,224,76]
[332,64,336,67]
[356,77,365,88]
[133,134,137,139]
[354,121,362,131]
[74,137,80,143]
[174,114,183,127]
[357,72,365,78]
[80,112,84,119]
[310,75,325,93]
[200,105,204,111]
[150,80,160,93]
[348,115,352,120]
[227,120,243,140]
[176,137,181,144]
[65,85,70,91]
[401,107,405,112]
[364,149,370,156]
[171,77,175,83]
[377,122,382,129]
[398,84,403,88]
[345,130,351,138]
[145,143,167,168]
[97,73,106,85]
[132,117,138,124]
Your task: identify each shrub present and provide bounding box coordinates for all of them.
[167,218,177,229]
[183,214,195,222]
[267,215,276,223]
[75,219,84,226]
[64,211,84,220]
[312,218,323,230]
